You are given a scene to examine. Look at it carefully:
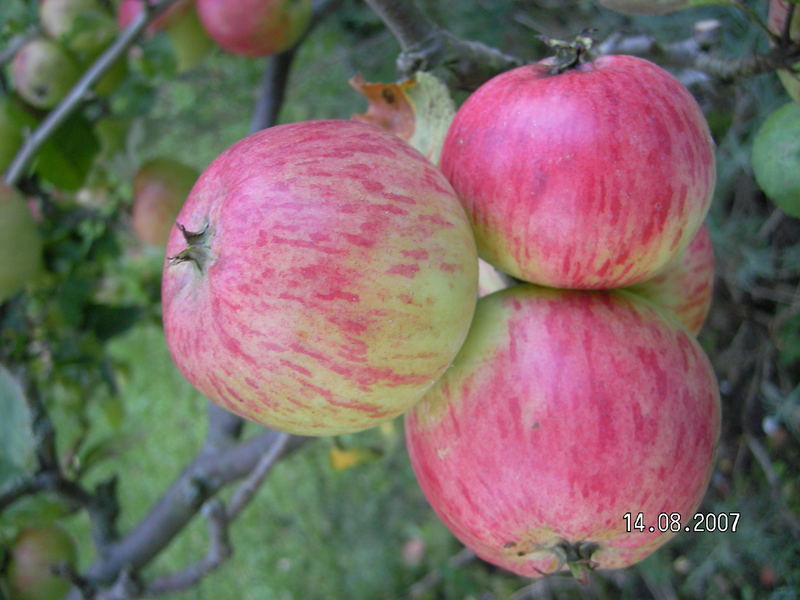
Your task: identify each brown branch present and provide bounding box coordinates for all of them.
[142,500,232,597]
[226,432,290,520]
[597,22,800,82]
[364,0,522,90]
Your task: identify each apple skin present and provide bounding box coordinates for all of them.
[132,158,198,246]
[5,524,77,600]
[626,224,714,335]
[11,37,81,109]
[768,0,800,101]
[196,0,312,57]
[405,285,720,578]
[440,54,716,290]
[40,0,117,55]
[161,120,478,436]
[598,0,695,15]
[0,184,43,302]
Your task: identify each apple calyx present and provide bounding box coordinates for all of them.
[510,538,598,582]
[537,29,597,75]
[168,222,212,272]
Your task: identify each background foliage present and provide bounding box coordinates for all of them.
[1,0,799,598]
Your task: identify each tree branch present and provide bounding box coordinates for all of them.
[141,500,232,597]
[249,49,298,133]
[74,430,308,591]
[363,0,522,90]
[2,0,180,187]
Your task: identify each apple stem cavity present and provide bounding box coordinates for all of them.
[168,222,212,273]
[537,29,597,75]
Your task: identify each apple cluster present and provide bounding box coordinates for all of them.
[161,47,721,580]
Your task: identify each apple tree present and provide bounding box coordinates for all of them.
[1,0,799,598]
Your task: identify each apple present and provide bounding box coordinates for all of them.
[405,285,720,579]
[5,524,77,600]
[117,0,193,33]
[768,0,800,101]
[161,120,478,436]
[440,54,716,290]
[196,0,313,57]
[164,5,215,72]
[11,37,81,109]
[0,184,43,302]
[626,224,714,334]
[751,102,800,219]
[597,0,699,15]
[132,158,198,246]
[39,0,117,55]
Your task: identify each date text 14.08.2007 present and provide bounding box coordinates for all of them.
[623,512,740,533]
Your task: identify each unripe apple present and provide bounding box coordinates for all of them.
[406,285,720,579]
[751,102,800,219]
[162,120,478,435]
[626,224,714,334]
[165,5,215,72]
[598,0,698,15]
[0,183,43,302]
[768,0,800,101]
[11,37,81,109]
[196,0,313,57]
[40,0,117,55]
[5,524,77,600]
[441,54,716,290]
[132,158,198,246]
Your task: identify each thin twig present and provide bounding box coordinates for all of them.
[226,432,291,520]
[3,0,180,186]
[408,547,476,598]
[142,500,232,597]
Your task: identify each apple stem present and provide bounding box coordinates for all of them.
[556,540,598,584]
[537,29,597,75]
[168,222,212,273]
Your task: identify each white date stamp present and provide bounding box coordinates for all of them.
[623,512,740,533]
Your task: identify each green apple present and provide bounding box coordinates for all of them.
[11,37,81,109]
[752,102,800,219]
[40,0,118,55]
[165,5,215,72]
[5,524,77,600]
[0,184,43,301]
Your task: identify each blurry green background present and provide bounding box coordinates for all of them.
[2,0,799,598]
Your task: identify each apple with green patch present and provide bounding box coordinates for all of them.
[406,285,720,579]
[161,120,478,436]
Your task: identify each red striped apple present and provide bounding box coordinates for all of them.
[406,285,720,578]
[627,224,714,334]
[161,120,478,436]
[441,54,716,290]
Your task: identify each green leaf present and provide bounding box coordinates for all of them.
[33,113,100,191]
[84,304,143,342]
[0,365,35,489]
